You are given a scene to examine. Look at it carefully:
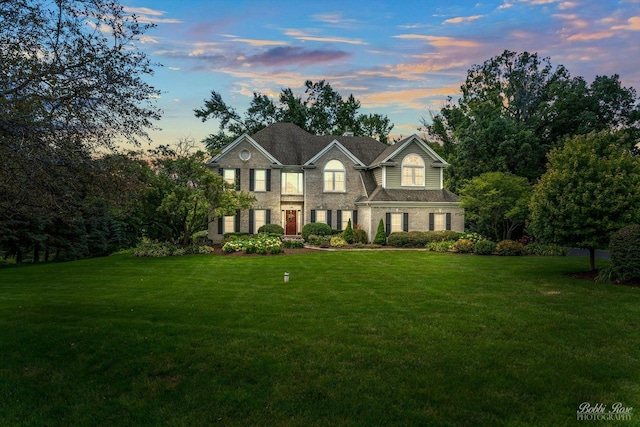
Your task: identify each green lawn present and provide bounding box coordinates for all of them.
[0,251,638,426]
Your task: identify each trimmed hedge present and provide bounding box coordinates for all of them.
[496,240,525,256]
[258,224,285,235]
[474,240,496,255]
[302,223,335,241]
[452,239,474,254]
[387,231,463,248]
[609,224,640,281]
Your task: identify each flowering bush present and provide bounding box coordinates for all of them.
[330,235,347,248]
[459,231,486,243]
[426,240,455,252]
[222,233,283,255]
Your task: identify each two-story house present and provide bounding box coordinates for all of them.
[208,122,463,243]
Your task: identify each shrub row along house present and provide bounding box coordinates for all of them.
[207,122,464,243]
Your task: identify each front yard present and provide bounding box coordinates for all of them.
[0,251,638,426]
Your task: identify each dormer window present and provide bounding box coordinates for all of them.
[323,160,345,192]
[402,154,425,187]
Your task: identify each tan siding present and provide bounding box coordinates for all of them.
[386,142,441,189]
[374,168,382,185]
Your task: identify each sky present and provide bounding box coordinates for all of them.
[118,0,640,148]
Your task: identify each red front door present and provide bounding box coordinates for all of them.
[285,210,297,235]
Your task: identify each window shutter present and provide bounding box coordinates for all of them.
[311,210,316,222]
[429,213,435,231]
[266,169,271,191]
[249,209,254,234]
[218,168,223,176]
[235,210,241,232]
[446,213,452,230]
[353,211,358,227]
[327,210,332,227]
[385,213,391,236]
[403,213,409,232]
[218,217,223,235]
[266,209,271,224]
[235,168,241,190]
[249,169,255,191]
[337,210,342,230]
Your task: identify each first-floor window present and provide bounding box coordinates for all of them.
[390,213,403,233]
[339,210,353,230]
[429,213,452,231]
[254,209,266,231]
[224,215,236,233]
[315,210,327,224]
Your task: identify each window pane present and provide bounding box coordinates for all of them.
[254,210,266,230]
[224,215,235,233]
[282,172,303,194]
[342,210,352,228]
[316,210,327,224]
[223,169,235,186]
[254,169,266,191]
[391,213,402,233]
[434,213,446,231]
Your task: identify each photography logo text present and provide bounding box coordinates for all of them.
[577,402,633,421]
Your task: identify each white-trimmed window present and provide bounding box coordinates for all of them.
[282,172,303,194]
[254,169,266,192]
[390,213,403,233]
[402,154,425,186]
[433,213,446,231]
[223,169,236,186]
[254,209,266,231]
[224,215,236,233]
[340,210,353,230]
[324,160,345,192]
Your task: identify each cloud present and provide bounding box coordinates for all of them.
[566,31,615,41]
[312,13,357,25]
[285,29,367,45]
[227,37,289,47]
[443,15,485,24]
[139,36,159,44]
[123,7,182,24]
[394,34,480,48]
[612,16,640,30]
[244,46,351,67]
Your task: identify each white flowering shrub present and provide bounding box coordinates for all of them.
[222,233,283,255]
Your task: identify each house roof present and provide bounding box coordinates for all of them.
[250,122,388,166]
[361,187,460,203]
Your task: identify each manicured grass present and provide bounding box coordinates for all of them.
[0,252,638,426]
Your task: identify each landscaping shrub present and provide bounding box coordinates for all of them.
[343,219,354,244]
[608,224,640,281]
[330,235,347,248]
[374,219,387,245]
[353,228,368,244]
[423,230,463,243]
[224,232,251,240]
[302,223,333,241]
[524,243,567,256]
[426,240,455,252]
[183,245,215,255]
[222,234,283,255]
[474,240,496,255]
[452,239,474,254]
[496,239,525,256]
[459,231,486,243]
[282,239,305,249]
[387,232,412,247]
[257,224,285,235]
[190,230,212,245]
[134,242,183,257]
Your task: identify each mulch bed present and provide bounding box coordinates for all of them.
[568,270,640,288]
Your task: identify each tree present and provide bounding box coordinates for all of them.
[0,0,161,260]
[147,140,255,246]
[424,50,640,191]
[374,219,387,245]
[194,80,394,150]
[460,172,531,241]
[529,131,640,271]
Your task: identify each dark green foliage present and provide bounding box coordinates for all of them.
[496,240,525,256]
[474,240,497,255]
[353,228,368,244]
[302,222,334,241]
[609,224,640,281]
[133,242,182,257]
[388,231,463,248]
[343,219,354,244]
[524,243,567,256]
[258,224,285,235]
[282,239,305,249]
[374,219,387,245]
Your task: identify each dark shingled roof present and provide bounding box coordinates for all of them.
[361,187,460,203]
[251,122,388,165]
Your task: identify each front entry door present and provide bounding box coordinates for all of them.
[285,210,297,235]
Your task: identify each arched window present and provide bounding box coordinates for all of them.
[402,154,425,186]
[324,160,345,192]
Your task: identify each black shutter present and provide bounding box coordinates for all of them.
[235,210,241,232]
[218,217,223,235]
[429,213,435,231]
[266,209,271,224]
[235,168,241,191]
[403,213,409,232]
[327,210,332,227]
[266,169,271,191]
[337,210,342,230]
[249,169,255,191]
[249,209,254,234]
[218,168,223,176]
[385,213,391,235]
[446,213,452,230]
[311,210,316,222]
[353,211,358,227]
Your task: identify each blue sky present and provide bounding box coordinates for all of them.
[119,0,640,147]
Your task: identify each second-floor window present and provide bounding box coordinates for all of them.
[282,172,303,194]
[402,154,425,186]
[323,160,345,192]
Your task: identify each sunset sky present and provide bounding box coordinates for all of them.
[119,0,640,147]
